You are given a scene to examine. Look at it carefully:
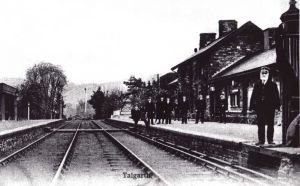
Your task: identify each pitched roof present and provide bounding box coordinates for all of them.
[171,21,262,70]
[211,48,276,82]
[0,83,18,96]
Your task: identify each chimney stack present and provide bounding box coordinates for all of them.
[199,33,216,49]
[219,20,237,37]
[263,28,276,50]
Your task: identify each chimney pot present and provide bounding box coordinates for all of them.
[199,33,216,49]
[263,28,276,50]
[219,20,237,37]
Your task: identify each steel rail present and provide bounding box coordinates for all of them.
[101,120,275,186]
[91,121,171,186]
[50,122,81,186]
[49,129,127,132]
[0,122,69,165]
[166,142,276,181]
[126,130,272,186]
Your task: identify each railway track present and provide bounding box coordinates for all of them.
[0,121,165,186]
[53,121,161,186]
[98,120,285,186]
[0,122,75,186]
[0,119,286,185]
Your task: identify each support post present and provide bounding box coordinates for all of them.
[1,94,5,121]
[14,98,17,120]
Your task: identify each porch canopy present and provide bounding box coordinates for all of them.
[210,48,276,82]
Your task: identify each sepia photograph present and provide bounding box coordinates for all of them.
[0,0,299,185]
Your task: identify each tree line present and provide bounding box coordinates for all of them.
[17,62,167,120]
[88,75,169,119]
[18,62,67,119]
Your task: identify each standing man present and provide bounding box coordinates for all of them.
[195,94,206,124]
[173,99,180,121]
[250,66,280,145]
[180,96,189,124]
[145,97,155,125]
[219,92,227,124]
[165,97,173,124]
[131,105,141,129]
[156,97,165,124]
[140,105,150,128]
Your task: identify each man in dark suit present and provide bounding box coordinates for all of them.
[195,94,206,124]
[165,97,173,124]
[156,97,165,124]
[131,105,141,129]
[219,92,227,124]
[250,66,280,145]
[145,97,155,125]
[180,96,189,124]
[173,99,180,121]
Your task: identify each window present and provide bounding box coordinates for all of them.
[230,89,240,107]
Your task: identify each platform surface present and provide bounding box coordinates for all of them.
[110,117,300,155]
[0,119,61,136]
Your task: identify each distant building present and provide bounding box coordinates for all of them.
[171,20,264,119]
[0,83,18,121]
[158,72,177,99]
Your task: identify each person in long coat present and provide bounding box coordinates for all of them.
[250,66,280,145]
[219,92,228,124]
[165,97,173,124]
[145,97,155,125]
[156,97,165,124]
[131,105,141,128]
[173,99,180,121]
[195,94,206,124]
[140,105,150,128]
[180,96,189,124]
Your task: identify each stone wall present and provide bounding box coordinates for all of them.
[0,120,63,159]
[208,35,263,77]
[105,118,300,179]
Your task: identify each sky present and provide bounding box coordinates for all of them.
[0,0,294,84]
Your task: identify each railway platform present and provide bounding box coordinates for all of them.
[107,117,300,181]
[0,119,62,135]
[110,117,283,145]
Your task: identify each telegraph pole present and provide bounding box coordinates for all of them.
[27,102,30,120]
[84,88,87,113]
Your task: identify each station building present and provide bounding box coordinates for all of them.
[0,83,18,121]
[209,48,281,124]
[170,20,286,124]
[171,20,265,121]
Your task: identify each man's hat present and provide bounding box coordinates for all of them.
[260,66,270,72]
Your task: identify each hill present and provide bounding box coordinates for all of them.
[0,77,127,117]
[63,81,127,117]
[0,78,24,87]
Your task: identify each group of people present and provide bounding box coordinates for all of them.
[131,94,208,128]
[131,66,280,146]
